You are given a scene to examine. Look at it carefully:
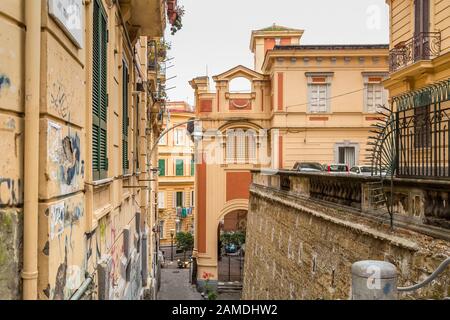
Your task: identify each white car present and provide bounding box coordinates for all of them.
[349,165,374,176]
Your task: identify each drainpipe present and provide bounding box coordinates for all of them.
[22,0,41,300]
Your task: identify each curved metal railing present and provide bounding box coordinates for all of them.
[398,257,450,292]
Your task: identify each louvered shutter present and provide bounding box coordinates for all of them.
[92,0,108,180]
[122,61,129,172]
[158,159,165,176]
[176,159,184,176]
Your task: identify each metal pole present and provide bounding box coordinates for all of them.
[239,250,242,282]
[171,234,174,261]
[228,255,231,282]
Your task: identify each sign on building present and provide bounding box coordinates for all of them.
[48,0,84,49]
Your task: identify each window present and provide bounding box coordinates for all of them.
[174,128,185,146]
[191,190,195,207]
[158,133,167,145]
[364,75,388,113]
[159,220,164,239]
[275,38,281,46]
[176,220,182,233]
[191,157,195,176]
[158,159,166,176]
[338,147,356,167]
[414,0,430,60]
[306,73,332,113]
[225,129,258,163]
[414,105,431,148]
[366,83,384,113]
[309,84,328,112]
[173,191,184,208]
[122,59,129,172]
[158,191,165,209]
[175,159,184,176]
[92,0,108,180]
[135,95,139,171]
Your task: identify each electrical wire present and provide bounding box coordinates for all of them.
[285,87,366,109]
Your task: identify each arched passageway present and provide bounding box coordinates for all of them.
[217,210,247,283]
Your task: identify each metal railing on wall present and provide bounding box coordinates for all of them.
[394,79,450,179]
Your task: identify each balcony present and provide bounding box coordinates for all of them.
[118,0,166,38]
[389,32,441,73]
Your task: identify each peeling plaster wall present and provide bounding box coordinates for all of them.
[0,0,25,299]
[1,0,159,300]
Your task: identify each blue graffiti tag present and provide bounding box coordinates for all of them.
[0,74,11,91]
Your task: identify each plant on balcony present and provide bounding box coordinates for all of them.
[158,39,172,59]
[169,5,185,35]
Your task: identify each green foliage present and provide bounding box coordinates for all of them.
[170,6,185,35]
[220,231,246,246]
[176,231,194,253]
[202,272,217,300]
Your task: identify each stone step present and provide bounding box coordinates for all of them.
[218,282,243,292]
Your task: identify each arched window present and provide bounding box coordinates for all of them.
[225,128,258,164]
[228,77,252,93]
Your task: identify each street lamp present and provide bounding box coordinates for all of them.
[170,229,175,261]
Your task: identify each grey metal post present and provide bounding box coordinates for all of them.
[351,260,398,300]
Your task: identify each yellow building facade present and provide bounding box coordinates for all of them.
[0,0,168,300]
[157,101,195,248]
[383,0,450,179]
[190,25,389,288]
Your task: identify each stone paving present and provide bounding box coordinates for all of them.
[157,262,203,300]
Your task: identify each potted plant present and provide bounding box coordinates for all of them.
[170,5,185,35]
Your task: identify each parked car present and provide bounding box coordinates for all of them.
[225,243,237,254]
[350,165,374,176]
[292,162,324,172]
[326,163,349,174]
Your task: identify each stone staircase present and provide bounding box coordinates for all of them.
[218,281,243,293]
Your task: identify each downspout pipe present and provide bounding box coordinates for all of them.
[22,0,41,300]
[69,276,93,300]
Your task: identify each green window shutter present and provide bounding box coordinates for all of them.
[122,61,129,172]
[158,159,165,176]
[191,158,195,176]
[176,159,184,176]
[92,0,108,180]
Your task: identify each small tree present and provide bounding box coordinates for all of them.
[220,231,245,247]
[176,231,194,260]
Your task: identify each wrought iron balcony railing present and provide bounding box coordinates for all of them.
[389,32,441,73]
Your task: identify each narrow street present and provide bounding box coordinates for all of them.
[157,263,202,300]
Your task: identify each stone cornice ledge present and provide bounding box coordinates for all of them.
[250,185,420,252]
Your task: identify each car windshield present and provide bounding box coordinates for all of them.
[329,165,347,172]
[360,167,372,173]
[300,163,322,170]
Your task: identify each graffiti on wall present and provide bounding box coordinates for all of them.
[50,81,70,119]
[49,199,84,240]
[47,122,83,194]
[0,178,22,208]
[0,74,11,92]
[50,202,65,239]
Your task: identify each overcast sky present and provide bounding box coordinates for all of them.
[164,0,390,105]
